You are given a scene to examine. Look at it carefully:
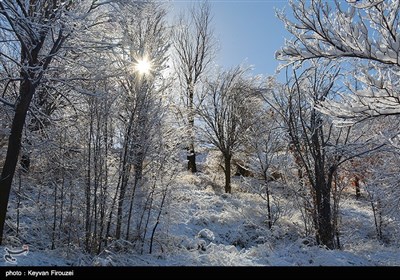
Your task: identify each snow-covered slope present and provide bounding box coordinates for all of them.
[1,172,399,266]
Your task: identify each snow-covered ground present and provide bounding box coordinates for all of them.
[1,171,399,267]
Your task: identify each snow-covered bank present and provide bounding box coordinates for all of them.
[2,173,399,266]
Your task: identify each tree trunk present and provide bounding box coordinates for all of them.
[0,79,35,245]
[318,185,334,249]
[354,176,361,199]
[224,154,232,193]
[187,147,197,173]
[315,167,335,249]
[85,106,93,251]
[115,112,135,239]
[126,161,143,240]
[115,163,131,240]
[187,83,197,173]
[314,177,335,249]
[265,179,272,229]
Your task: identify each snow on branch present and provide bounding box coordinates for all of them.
[278,0,400,121]
[0,96,14,108]
[346,0,385,9]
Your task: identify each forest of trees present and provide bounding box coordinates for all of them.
[0,0,399,256]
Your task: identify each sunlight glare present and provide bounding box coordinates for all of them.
[135,58,152,75]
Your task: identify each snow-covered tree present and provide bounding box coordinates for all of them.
[87,0,173,248]
[245,105,286,229]
[268,61,383,248]
[0,0,117,245]
[234,77,288,229]
[363,150,400,242]
[0,0,177,253]
[198,67,260,193]
[343,117,400,242]
[276,0,400,123]
[173,0,215,173]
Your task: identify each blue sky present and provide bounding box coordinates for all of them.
[171,0,290,76]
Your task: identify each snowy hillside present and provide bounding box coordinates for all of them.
[1,172,399,267]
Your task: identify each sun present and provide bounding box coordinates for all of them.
[135,58,152,75]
